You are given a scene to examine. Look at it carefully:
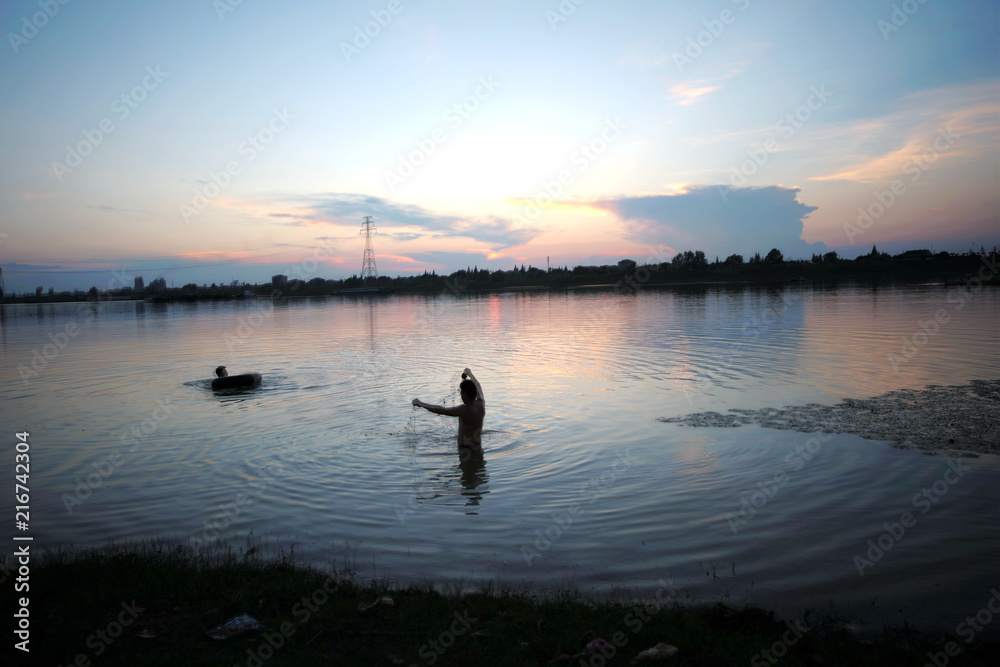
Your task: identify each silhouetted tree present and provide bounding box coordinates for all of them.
[764,248,784,264]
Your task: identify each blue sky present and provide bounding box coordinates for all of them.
[1,0,998,292]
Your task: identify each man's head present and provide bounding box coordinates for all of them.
[215,366,227,378]
[460,379,478,402]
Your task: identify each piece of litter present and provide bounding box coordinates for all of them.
[631,643,679,663]
[207,613,261,640]
[358,596,394,612]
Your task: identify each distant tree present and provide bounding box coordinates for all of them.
[671,250,708,270]
[764,248,784,264]
[87,286,99,300]
[725,254,744,266]
[811,253,821,263]
[823,251,839,262]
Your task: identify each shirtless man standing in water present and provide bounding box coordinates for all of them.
[412,368,486,457]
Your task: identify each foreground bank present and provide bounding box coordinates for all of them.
[15,540,997,666]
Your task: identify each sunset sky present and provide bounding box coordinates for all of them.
[2,0,998,292]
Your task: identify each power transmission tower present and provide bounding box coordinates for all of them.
[360,216,378,282]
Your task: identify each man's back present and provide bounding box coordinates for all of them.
[457,398,485,449]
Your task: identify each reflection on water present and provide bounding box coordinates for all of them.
[1,284,998,637]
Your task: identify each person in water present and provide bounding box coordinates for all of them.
[412,368,486,457]
[215,366,228,378]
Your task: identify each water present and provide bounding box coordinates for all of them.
[2,283,998,638]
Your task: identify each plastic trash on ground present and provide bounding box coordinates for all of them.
[206,613,261,640]
[631,642,679,663]
[358,596,394,612]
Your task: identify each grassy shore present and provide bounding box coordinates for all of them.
[13,539,996,666]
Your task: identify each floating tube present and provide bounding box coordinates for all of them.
[211,366,261,390]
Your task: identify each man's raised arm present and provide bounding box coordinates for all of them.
[463,368,484,404]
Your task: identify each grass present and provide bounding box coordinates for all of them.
[15,537,998,666]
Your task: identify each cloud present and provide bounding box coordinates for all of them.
[809,81,1000,184]
[594,185,825,260]
[669,83,719,106]
[282,193,541,249]
[88,204,153,215]
[406,250,510,272]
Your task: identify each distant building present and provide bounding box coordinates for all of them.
[134,276,144,292]
[272,274,288,287]
[36,286,43,297]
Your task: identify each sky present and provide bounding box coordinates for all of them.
[1,0,998,293]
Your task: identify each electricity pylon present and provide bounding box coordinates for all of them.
[360,216,378,282]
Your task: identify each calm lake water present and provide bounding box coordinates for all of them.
[2,282,999,638]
